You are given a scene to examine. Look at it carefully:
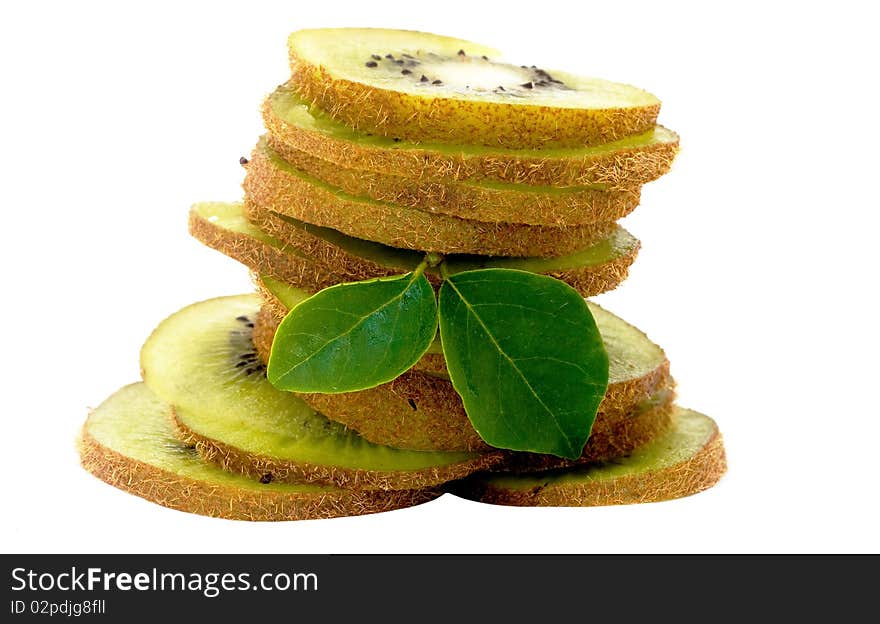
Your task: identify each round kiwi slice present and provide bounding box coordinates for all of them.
[245,205,640,298]
[188,201,356,293]
[190,202,639,298]
[255,278,674,454]
[287,28,660,149]
[265,135,642,227]
[139,294,505,491]
[79,383,440,520]
[453,407,726,506]
[264,83,678,188]
[243,138,616,257]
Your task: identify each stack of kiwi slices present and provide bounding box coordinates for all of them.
[80,28,726,521]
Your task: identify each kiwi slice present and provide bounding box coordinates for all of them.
[246,205,639,298]
[264,83,678,188]
[139,294,504,491]
[189,201,352,293]
[264,135,642,227]
[244,139,616,257]
[256,278,674,454]
[79,383,440,520]
[454,407,726,506]
[287,28,660,149]
[191,202,638,298]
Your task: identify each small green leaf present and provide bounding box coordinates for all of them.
[438,268,609,459]
[267,272,437,393]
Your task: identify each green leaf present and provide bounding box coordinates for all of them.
[438,268,609,459]
[267,272,437,393]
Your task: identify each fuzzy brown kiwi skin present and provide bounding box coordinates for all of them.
[188,206,346,293]
[263,83,679,188]
[265,135,643,227]
[457,425,727,507]
[246,205,639,299]
[78,426,440,521]
[253,300,674,454]
[243,143,616,258]
[410,353,449,376]
[491,390,675,474]
[170,410,507,493]
[289,57,660,150]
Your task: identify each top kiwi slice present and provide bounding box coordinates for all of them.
[288,28,660,149]
[264,84,678,188]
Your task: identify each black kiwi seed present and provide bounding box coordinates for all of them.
[481,55,489,60]
[238,156,248,165]
[520,82,533,89]
[394,59,404,65]
[457,49,466,56]
[235,361,247,368]
[407,398,418,411]
[245,322,255,328]
[432,79,442,85]
[385,54,394,59]
[497,85,505,91]
[371,54,381,60]
[235,316,249,322]
[365,61,378,68]
[401,69,411,75]
[420,75,429,82]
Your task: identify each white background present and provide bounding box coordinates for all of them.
[2,1,878,554]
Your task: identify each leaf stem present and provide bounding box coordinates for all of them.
[426,252,445,268]
[413,255,432,279]
[438,259,451,280]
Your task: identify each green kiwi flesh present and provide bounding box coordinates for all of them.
[454,407,726,506]
[79,383,440,520]
[139,294,503,491]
